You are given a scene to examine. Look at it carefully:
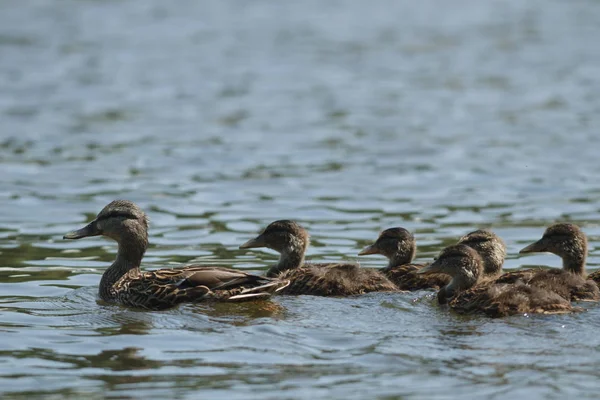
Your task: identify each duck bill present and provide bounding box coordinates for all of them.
[239,235,266,249]
[63,221,100,240]
[358,244,380,256]
[416,261,443,275]
[519,239,546,254]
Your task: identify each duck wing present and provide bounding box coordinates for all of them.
[115,266,289,309]
[149,266,273,290]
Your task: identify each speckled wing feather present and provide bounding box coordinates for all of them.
[277,263,398,296]
[111,266,288,310]
[381,263,451,291]
[450,281,575,317]
[495,268,599,301]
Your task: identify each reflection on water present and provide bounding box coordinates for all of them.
[1,0,600,398]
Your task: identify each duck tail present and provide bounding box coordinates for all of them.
[227,292,273,302]
[245,279,290,294]
[227,280,290,301]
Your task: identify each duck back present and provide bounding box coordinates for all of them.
[495,268,599,302]
[278,263,398,296]
[450,281,575,317]
[381,263,450,291]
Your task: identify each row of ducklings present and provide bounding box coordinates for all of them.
[240,219,599,316]
[63,200,600,316]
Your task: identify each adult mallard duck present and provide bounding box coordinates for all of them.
[63,200,289,310]
[357,227,449,290]
[239,220,398,296]
[505,223,599,302]
[417,244,575,317]
[358,228,506,290]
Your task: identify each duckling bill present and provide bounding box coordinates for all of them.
[240,220,398,296]
[64,200,289,310]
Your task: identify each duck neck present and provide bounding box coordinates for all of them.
[99,235,147,301]
[563,248,586,276]
[386,250,414,268]
[266,246,306,277]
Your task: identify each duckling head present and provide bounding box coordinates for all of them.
[457,229,506,277]
[239,220,309,256]
[63,200,149,250]
[418,244,483,295]
[519,223,587,274]
[358,227,416,265]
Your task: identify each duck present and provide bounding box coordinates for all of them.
[63,200,289,310]
[239,220,398,296]
[357,228,506,290]
[456,229,506,279]
[417,244,575,317]
[357,227,450,290]
[505,223,599,302]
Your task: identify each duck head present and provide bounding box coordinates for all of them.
[519,223,587,275]
[64,200,149,259]
[418,244,483,301]
[457,229,506,277]
[358,227,416,267]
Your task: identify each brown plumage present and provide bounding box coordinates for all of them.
[457,229,506,279]
[589,269,600,286]
[418,244,576,317]
[239,220,398,296]
[358,227,449,290]
[515,223,599,302]
[63,200,289,310]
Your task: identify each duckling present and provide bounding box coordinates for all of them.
[457,229,506,279]
[417,244,575,317]
[509,223,599,302]
[63,200,289,310]
[239,220,398,296]
[357,228,450,290]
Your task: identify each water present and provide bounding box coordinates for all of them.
[1,0,600,398]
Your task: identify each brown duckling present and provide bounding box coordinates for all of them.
[239,220,398,296]
[509,223,599,302]
[358,227,450,290]
[418,244,575,317]
[63,200,289,310]
[457,229,506,279]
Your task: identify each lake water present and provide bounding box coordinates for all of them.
[1,0,600,398]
